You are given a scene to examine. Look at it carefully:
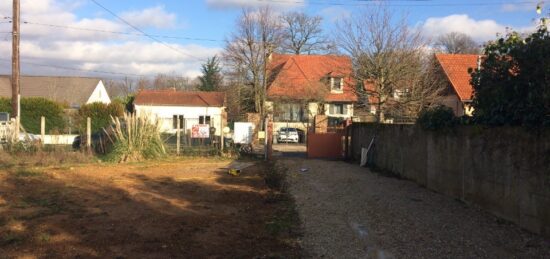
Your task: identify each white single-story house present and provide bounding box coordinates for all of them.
[0,75,111,108]
[133,89,226,136]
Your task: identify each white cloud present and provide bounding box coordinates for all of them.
[318,6,350,23]
[0,0,218,79]
[120,6,177,29]
[0,40,221,78]
[206,0,304,9]
[420,14,536,43]
[501,3,537,13]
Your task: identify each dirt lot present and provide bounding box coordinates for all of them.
[0,158,300,258]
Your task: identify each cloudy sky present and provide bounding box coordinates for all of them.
[0,0,544,79]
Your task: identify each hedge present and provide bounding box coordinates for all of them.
[0,97,66,134]
[416,105,458,130]
[77,102,124,133]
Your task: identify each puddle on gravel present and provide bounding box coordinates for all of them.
[349,221,394,259]
[350,222,369,238]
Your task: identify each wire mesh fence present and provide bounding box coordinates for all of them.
[160,117,223,156]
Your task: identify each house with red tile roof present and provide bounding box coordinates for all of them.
[435,54,479,116]
[134,89,226,135]
[266,54,358,131]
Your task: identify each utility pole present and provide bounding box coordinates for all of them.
[11,0,20,137]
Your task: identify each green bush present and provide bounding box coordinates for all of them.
[77,102,124,133]
[416,106,458,130]
[470,26,550,127]
[111,95,135,113]
[0,97,66,134]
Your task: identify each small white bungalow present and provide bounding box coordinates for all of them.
[133,89,226,136]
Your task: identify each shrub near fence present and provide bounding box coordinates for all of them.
[77,102,124,133]
[350,123,550,237]
[0,97,66,134]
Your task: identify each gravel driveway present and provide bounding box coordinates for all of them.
[281,158,550,259]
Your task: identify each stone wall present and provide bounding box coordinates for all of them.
[350,123,550,237]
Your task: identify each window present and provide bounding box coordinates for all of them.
[331,77,343,92]
[274,103,305,122]
[329,103,347,115]
[173,115,184,129]
[199,115,211,125]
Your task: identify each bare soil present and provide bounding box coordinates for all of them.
[0,158,300,258]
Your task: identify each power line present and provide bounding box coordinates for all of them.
[0,57,150,78]
[257,0,542,7]
[18,20,223,42]
[89,0,205,61]
[1,15,223,42]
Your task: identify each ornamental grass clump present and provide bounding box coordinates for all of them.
[107,113,166,163]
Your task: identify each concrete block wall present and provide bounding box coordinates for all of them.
[350,123,550,237]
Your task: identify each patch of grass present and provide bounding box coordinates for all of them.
[264,162,286,191]
[37,233,51,242]
[22,190,66,215]
[263,161,301,239]
[266,200,300,236]
[13,200,31,209]
[0,216,10,226]
[14,168,43,177]
[1,233,24,246]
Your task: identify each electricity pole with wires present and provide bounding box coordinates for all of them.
[11,0,20,138]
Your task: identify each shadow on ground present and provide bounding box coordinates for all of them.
[0,161,300,258]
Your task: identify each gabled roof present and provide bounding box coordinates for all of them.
[435,54,479,102]
[267,54,357,102]
[134,89,225,107]
[0,75,102,106]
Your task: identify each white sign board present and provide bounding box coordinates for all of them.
[233,122,254,144]
[191,124,210,138]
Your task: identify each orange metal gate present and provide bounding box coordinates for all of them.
[306,132,345,159]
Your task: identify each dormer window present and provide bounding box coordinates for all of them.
[331,77,343,92]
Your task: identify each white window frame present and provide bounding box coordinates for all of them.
[331,103,345,115]
[330,77,344,93]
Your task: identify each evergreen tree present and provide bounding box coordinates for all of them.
[198,56,222,91]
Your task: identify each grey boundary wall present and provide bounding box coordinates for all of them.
[350,123,550,237]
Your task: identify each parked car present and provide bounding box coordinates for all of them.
[72,129,113,154]
[277,127,304,143]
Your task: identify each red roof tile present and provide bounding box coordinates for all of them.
[435,54,479,101]
[134,89,225,107]
[267,54,357,102]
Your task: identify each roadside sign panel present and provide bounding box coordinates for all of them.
[191,124,210,138]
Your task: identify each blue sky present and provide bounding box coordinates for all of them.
[0,0,545,78]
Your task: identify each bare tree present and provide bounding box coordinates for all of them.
[280,11,334,54]
[435,32,480,54]
[224,6,284,117]
[103,77,135,98]
[152,73,195,90]
[336,6,445,121]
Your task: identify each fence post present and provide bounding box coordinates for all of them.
[40,116,45,146]
[220,113,224,154]
[176,117,180,156]
[86,117,91,149]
